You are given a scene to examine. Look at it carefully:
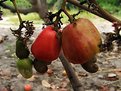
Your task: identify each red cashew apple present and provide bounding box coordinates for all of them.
[31,25,61,62]
[62,18,102,64]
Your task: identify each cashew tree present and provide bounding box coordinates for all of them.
[0,0,121,91]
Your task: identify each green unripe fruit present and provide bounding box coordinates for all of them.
[17,58,33,79]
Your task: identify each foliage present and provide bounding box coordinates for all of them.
[5,0,31,8]
[97,0,121,13]
[97,0,121,6]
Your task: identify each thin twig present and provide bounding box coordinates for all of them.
[61,0,74,23]
[11,0,22,23]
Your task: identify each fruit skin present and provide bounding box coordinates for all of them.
[16,58,33,79]
[62,18,101,64]
[31,26,61,62]
[16,38,30,59]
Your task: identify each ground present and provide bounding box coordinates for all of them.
[0,16,121,91]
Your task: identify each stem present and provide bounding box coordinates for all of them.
[59,53,84,91]
[53,9,62,31]
[12,0,22,23]
[62,9,74,23]
[61,0,74,23]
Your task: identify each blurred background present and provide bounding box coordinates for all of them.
[1,0,121,24]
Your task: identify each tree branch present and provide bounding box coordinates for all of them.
[67,0,103,18]
[1,3,36,15]
[66,0,121,24]
[59,53,84,91]
[36,0,50,22]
